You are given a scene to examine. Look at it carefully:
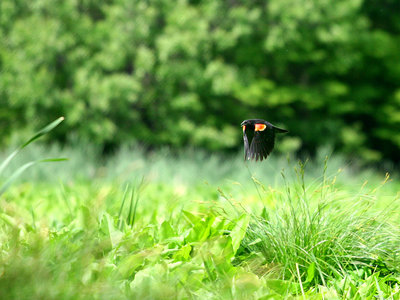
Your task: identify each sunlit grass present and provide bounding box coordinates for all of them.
[239,161,400,297]
[1,140,400,299]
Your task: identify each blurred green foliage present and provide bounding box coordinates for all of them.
[1,0,400,161]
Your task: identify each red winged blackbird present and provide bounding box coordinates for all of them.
[241,119,288,161]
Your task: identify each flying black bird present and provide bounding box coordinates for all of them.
[241,119,288,161]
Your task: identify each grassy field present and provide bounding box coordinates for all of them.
[1,143,400,299]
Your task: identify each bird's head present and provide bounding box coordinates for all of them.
[241,120,250,127]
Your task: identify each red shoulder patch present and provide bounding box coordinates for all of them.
[254,124,267,131]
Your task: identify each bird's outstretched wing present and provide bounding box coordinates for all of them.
[243,126,254,160]
[246,128,275,161]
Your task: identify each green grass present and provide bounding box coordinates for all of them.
[1,141,400,299]
[240,163,400,295]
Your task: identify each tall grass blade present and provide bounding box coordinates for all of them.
[0,117,64,175]
[59,182,73,219]
[118,183,130,230]
[20,117,65,149]
[130,177,145,226]
[126,188,135,226]
[0,158,67,197]
[123,178,145,227]
[296,263,306,300]
[130,191,140,227]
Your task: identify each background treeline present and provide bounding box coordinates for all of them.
[1,0,400,162]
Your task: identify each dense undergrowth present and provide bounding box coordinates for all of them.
[1,142,400,299]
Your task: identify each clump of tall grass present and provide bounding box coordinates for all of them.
[240,159,400,289]
[117,178,146,230]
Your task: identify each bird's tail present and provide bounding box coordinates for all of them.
[273,126,289,133]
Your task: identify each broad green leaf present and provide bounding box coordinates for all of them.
[119,247,163,278]
[160,220,175,241]
[230,214,250,254]
[119,253,147,278]
[185,214,216,243]
[100,213,123,248]
[173,244,192,261]
[182,210,201,226]
[266,279,300,296]
[306,262,316,283]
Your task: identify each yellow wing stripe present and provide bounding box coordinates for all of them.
[255,124,267,131]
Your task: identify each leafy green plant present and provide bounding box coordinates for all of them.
[1,141,400,299]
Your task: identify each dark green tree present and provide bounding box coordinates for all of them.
[1,0,399,161]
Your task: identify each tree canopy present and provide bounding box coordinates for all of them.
[1,0,400,162]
